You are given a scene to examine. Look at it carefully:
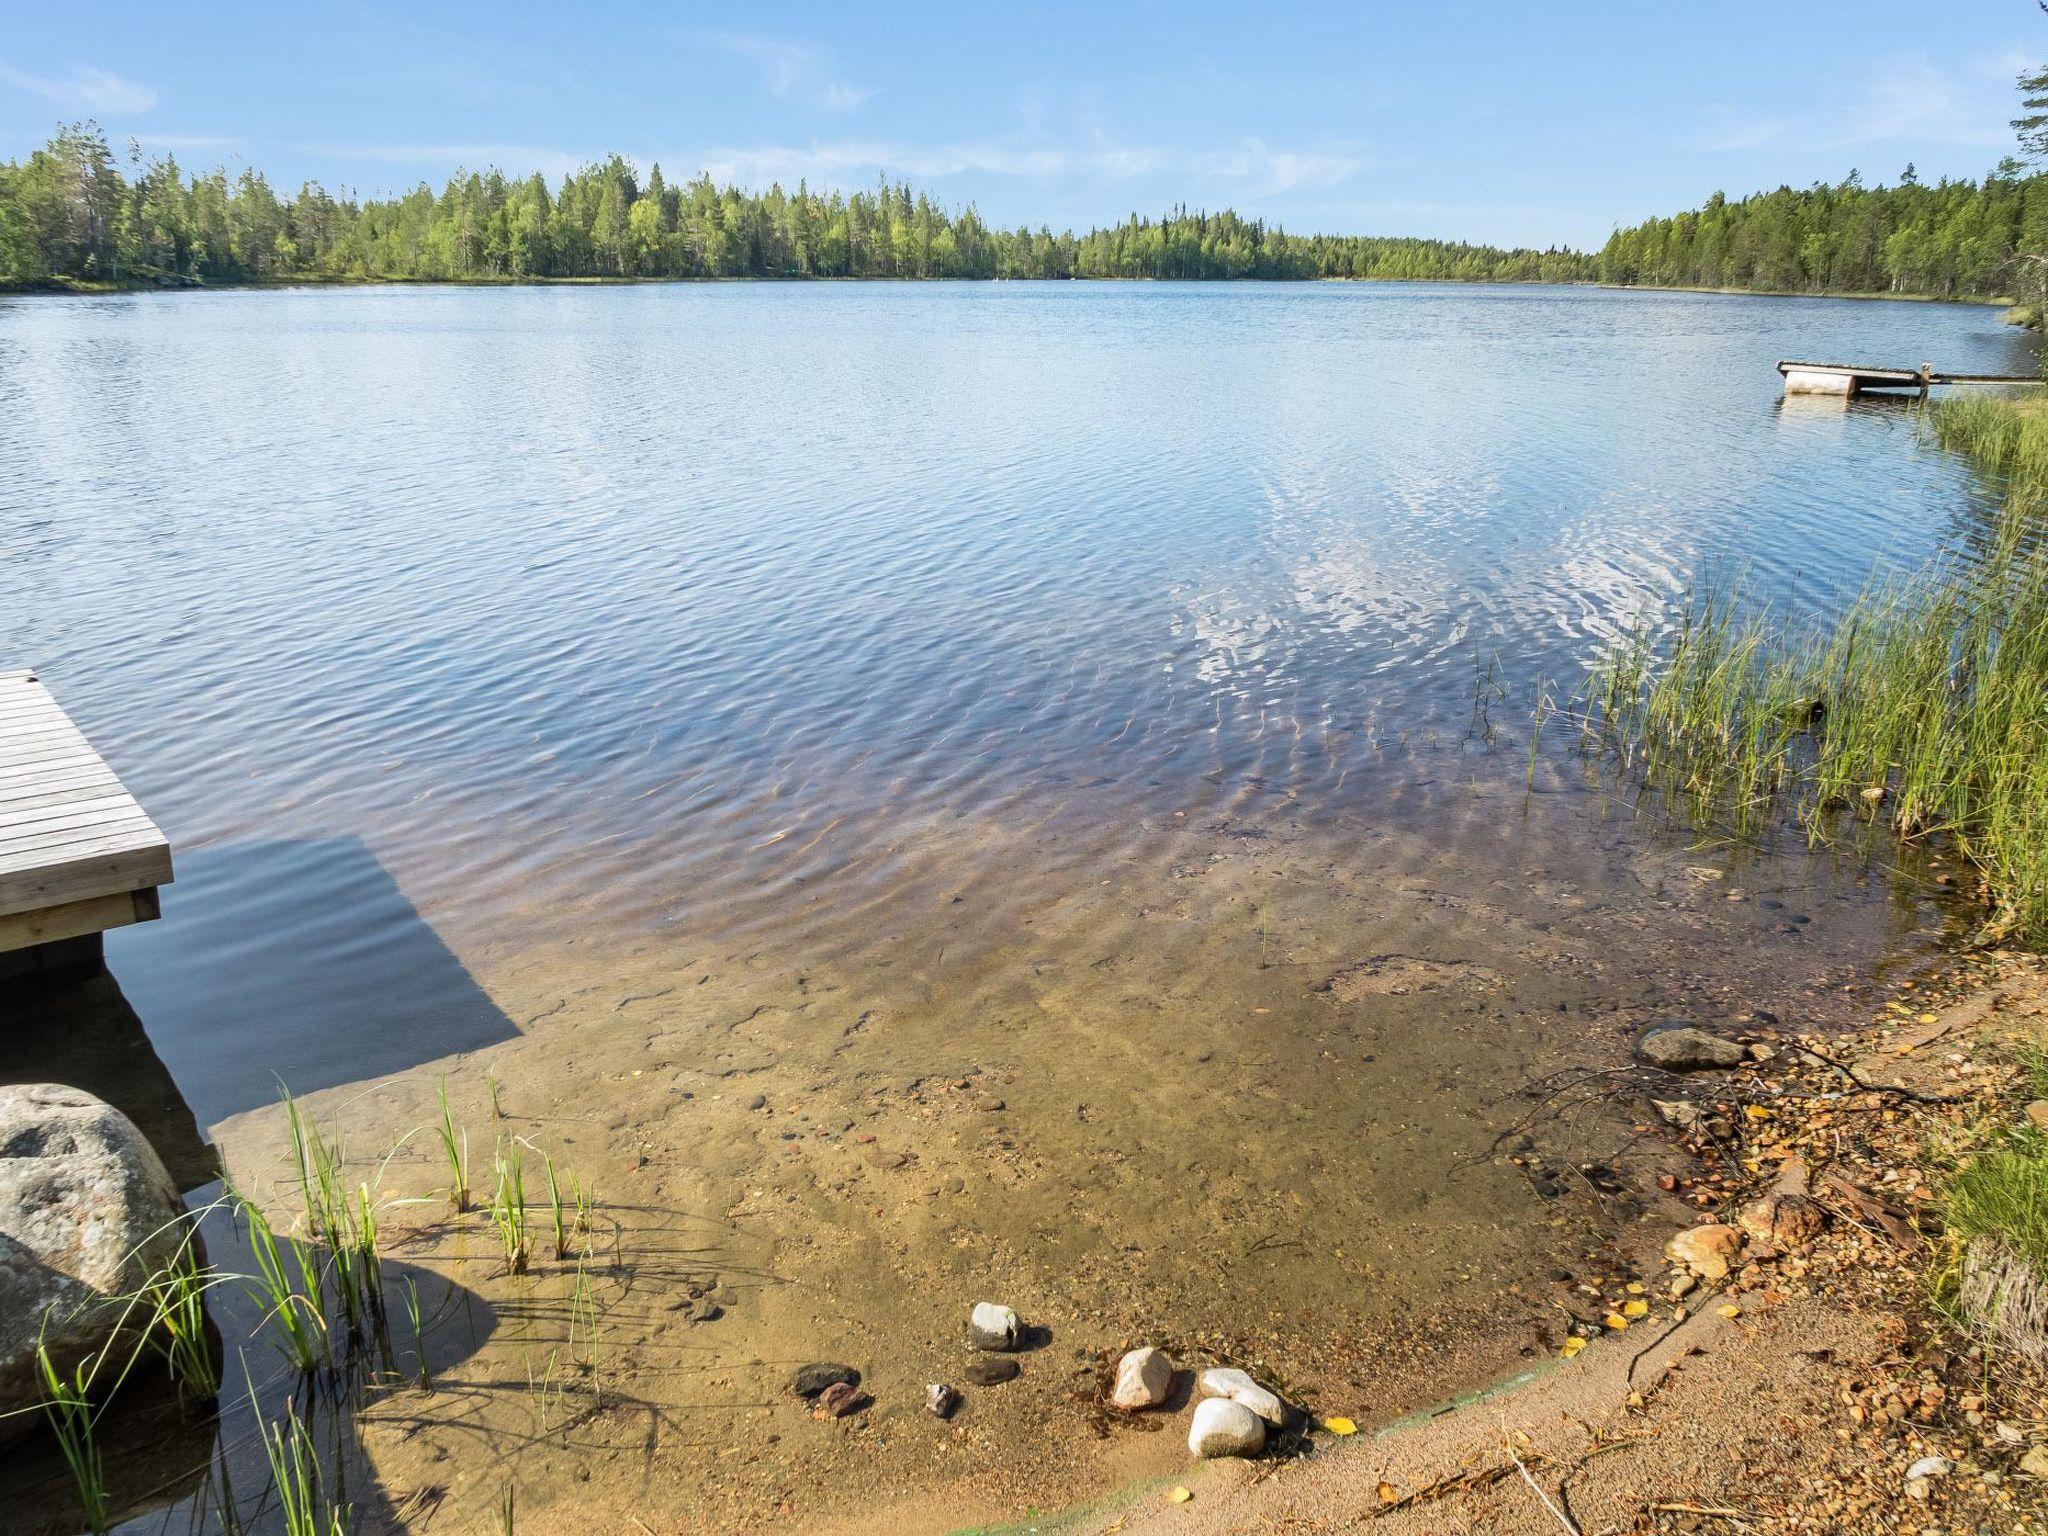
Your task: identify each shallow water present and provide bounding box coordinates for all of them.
[0,282,2032,1532]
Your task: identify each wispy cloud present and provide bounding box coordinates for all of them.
[0,56,157,115]
[710,34,872,112]
[278,130,1369,205]
[1699,50,2024,157]
[693,135,1366,196]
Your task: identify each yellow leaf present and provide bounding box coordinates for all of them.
[1625,1282,1646,1295]
[1604,1313,1629,1331]
[1743,1105,1771,1121]
[1320,1416,1358,1436]
[1377,1481,1400,1504]
[1168,1487,1192,1505]
[1623,1299,1649,1318]
[1717,1304,1742,1319]
[1918,1012,1939,1024]
[1559,1336,1586,1358]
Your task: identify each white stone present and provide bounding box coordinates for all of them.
[1196,1365,1286,1426]
[1188,1396,1266,1459]
[968,1301,1020,1350]
[1906,1456,1953,1482]
[0,1084,191,1444]
[1112,1346,1173,1410]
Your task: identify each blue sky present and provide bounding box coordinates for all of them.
[1,2,2042,248]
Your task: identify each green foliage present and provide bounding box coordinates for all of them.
[1581,395,2048,946]
[0,124,1587,289]
[36,1341,108,1534]
[1598,167,2048,301]
[258,1397,349,1536]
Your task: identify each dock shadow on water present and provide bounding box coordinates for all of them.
[108,838,520,1129]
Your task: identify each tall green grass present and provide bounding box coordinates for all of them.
[1581,393,2048,944]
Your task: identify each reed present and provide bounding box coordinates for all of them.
[259,1397,349,1536]
[544,1153,570,1261]
[36,1341,107,1534]
[143,1219,220,1403]
[489,1141,530,1275]
[1581,403,2048,946]
[399,1275,431,1391]
[435,1078,471,1213]
[239,1196,330,1374]
[568,1251,601,1376]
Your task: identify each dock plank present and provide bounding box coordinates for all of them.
[0,672,170,927]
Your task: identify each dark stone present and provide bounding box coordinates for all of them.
[963,1358,1020,1386]
[791,1362,860,1398]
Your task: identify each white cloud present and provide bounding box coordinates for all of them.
[0,57,157,115]
[710,34,872,112]
[1700,50,2025,157]
[690,135,1364,196]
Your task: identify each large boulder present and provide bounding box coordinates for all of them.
[0,1084,190,1442]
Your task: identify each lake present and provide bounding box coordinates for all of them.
[0,280,2032,1531]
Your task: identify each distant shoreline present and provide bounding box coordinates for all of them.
[0,272,2018,306]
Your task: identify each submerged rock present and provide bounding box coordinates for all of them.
[1666,1223,1745,1281]
[968,1301,1021,1350]
[1188,1397,1266,1458]
[1112,1346,1174,1410]
[963,1357,1019,1386]
[0,1084,192,1443]
[1637,1024,1747,1072]
[1195,1366,1286,1426]
[791,1362,861,1398]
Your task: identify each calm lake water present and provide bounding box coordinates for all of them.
[0,281,2031,1125]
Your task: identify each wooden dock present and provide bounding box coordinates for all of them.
[1778,360,2038,398]
[0,669,171,968]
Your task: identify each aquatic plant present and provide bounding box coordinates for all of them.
[142,1217,222,1403]
[399,1275,431,1391]
[435,1078,471,1213]
[259,1397,349,1536]
[36,1340,108,1534]
[1580,401,2048,945]
[543,1152,570,1261]
[239,1196,330,1374]
[489,1141,530,1274]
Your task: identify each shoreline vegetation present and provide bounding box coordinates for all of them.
[1576,392,2048,948]
[3,122,2043,303]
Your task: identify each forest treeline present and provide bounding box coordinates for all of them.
[1596,165,2048,301]
[4,121,2046,299]
[0,123,1586,288]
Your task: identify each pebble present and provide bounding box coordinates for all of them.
[925,1382,959,1419]
[1665,1223,1745,1281]
[2026,1100,2048,1132]
[790,1362,860,1398]
[1196,1366,1286,1426]
[1112,1346,1174,1410]
[968,1301,1022,1350]
[963,1357,1019,1386]
[1188,1397,1266,1458]
[1636,1024,1748,1072]
[2022,1445,2048,1477]
[812,1380,868,1419]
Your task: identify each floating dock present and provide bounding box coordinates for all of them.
[1778,360,2038,398]
[0,669,171,970]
